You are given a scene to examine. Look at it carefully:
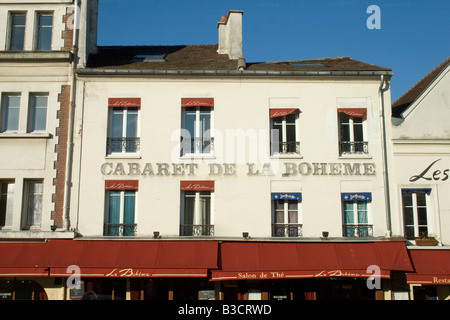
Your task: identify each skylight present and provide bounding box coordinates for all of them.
[133,54,166,62]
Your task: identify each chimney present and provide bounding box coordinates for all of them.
[217,10,244,60]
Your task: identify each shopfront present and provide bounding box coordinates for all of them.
[211,241,414,300]
[406,249,450,300]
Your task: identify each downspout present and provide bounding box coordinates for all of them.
[63,0,80,231]
[379,75,392,236]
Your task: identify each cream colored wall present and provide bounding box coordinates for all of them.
[392,66,450,245]
[72,76,392,239]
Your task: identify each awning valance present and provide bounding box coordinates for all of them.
[338,108,366,118]
[181,98,214,108]
[105,180,139,191]
[406,249,450,285]
[108,98,141,108]
[341,193,372,202]
[210,241,413,281]
[0,240,218,278]
[271,193,302,201]
[270,108,298,118]
[181,181,215,191]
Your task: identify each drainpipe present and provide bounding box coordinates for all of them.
[63,0,80,231]
[379,75,392,236]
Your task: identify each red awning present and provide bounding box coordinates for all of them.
[105,180,139,191]
[0,240,218,278]
[181,98,214,108]
[406,249,450,285]
[108,98,141,108]
[181,181,215,191]
[211,241,413,281]
[338,108,367,118]
[0,242,50,277]
[270,108,298,118]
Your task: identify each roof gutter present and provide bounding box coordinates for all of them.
[75,68,393,77]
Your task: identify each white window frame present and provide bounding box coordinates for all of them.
[107,107,140,155]
[22,179,43,230]
[7,12,26,51]
[272,199,302,237]
[338,112,368,155]
[342,201,372,237]
[181,107,214,157]
[0,180,15,229]
[401,190,433,240]
[180,191,214,236]
[1,93,21,133]
[104,190,137,236]
[28,93,48,132]
[270,111,300,156]
[34,12,53,51]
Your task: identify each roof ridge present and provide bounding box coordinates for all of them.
[392,56,450,108]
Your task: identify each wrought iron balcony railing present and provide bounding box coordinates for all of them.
[107,137,140,154]
[104,223,137,236]
[343,224,373,237]
[339,141,369,155]
[272,224,303,237]
[180,137,214,156]
[271,141,300,156]
[180,224,214,236]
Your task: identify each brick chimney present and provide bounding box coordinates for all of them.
[217,10,244,60]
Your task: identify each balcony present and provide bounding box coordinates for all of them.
[107,137,140,154]
[104,223,137,236]
[343,224,373,237]
[180,224,214,236]
[272,224,303,237]
[180,137,214,156]
[271,141,300,156]
[339,141,368,155]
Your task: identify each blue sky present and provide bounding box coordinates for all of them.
[97,0,449,102]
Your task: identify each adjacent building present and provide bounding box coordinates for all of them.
[391,57,450,300]
[0,1,448,301]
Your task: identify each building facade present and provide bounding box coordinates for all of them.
[0,2,448,301]
[391,57,450,300]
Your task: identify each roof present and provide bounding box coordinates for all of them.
[392,56,450,117]
[86,45,392,74]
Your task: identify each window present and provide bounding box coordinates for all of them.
[271,193,302,237]
[180,181,214,236]
[9,13,26,50]
[338,109,368,155]
[105,190,136,236]
[181,107,213,156]
[342,193,372,237]
[0,180,15,229]
[270,109,300,156]
[402,189,431,240]
[28,94,48,132]
[1,94,20,132]
[36,13,53,50]
[104,180,138,236]
[23,180,43,229]
[107,108,139,154]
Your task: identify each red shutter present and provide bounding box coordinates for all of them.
[108,98,141,108]
[181,181,215,191]
[181,98,214,108]
[338,108,367,118]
